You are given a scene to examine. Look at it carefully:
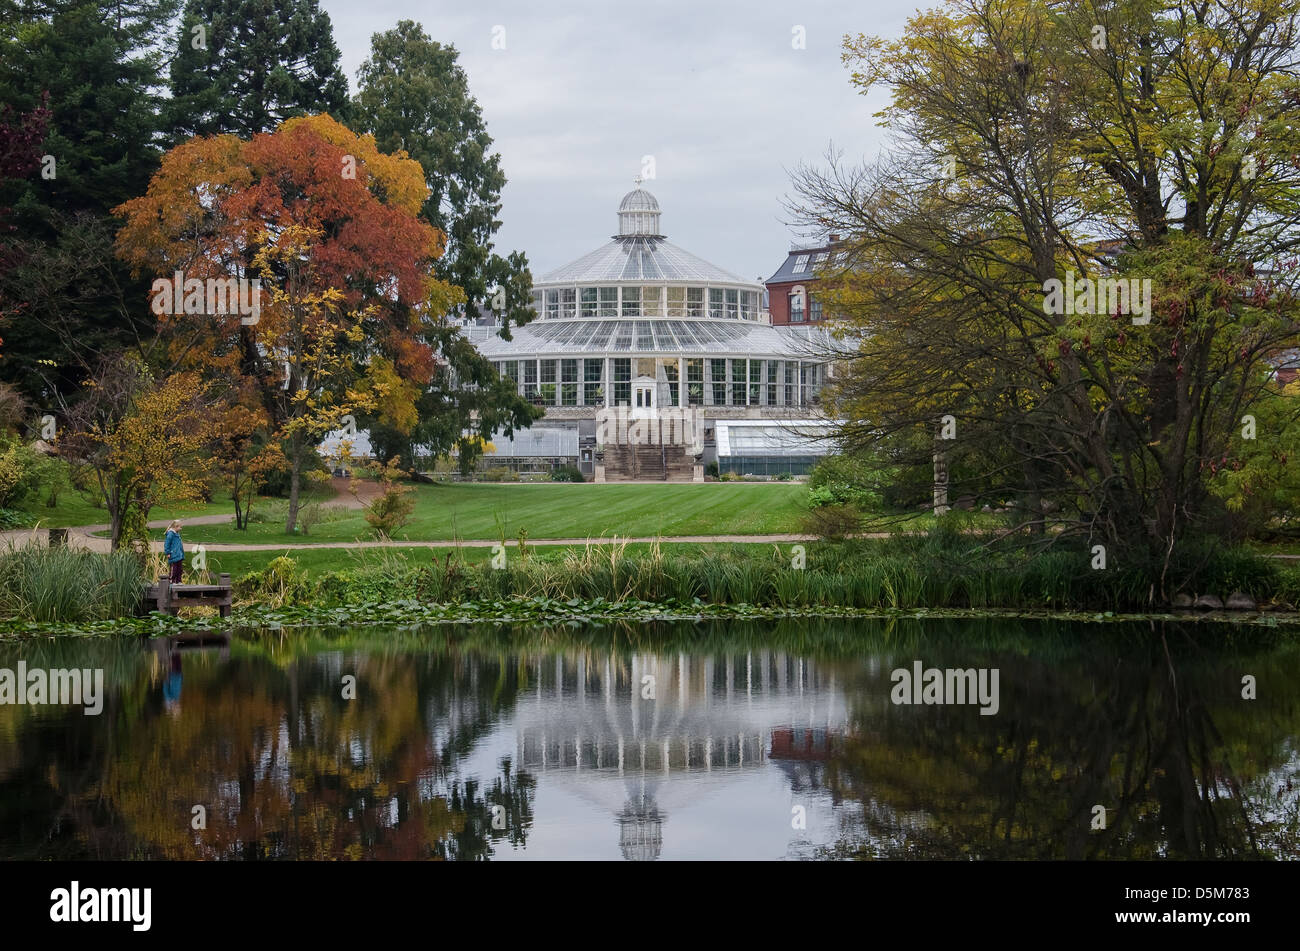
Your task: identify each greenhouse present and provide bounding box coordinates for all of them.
[466,185,837,480]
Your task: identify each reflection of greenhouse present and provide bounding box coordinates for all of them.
[509,651,849,859]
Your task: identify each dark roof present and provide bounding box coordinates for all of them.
[765,243,841,285]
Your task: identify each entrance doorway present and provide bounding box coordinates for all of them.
[633,376,655,414]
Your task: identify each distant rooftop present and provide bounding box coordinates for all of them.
[766,240,844,285]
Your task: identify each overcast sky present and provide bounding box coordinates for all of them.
[320,0,913,283]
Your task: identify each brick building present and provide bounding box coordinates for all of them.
[764,237,842,326]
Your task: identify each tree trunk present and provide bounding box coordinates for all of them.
[285,435,303,534]
[1023,488,1044,537]
[107,481,123,551]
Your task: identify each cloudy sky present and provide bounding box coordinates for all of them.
[320,0,914,283]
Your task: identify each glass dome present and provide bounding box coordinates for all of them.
[531,186,763,320]
[617,187,662,237]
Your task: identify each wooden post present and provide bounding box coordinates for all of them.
[933,446,950,516]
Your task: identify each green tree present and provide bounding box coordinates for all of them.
[350,20,534,331]
[166,0,348,140]
[364,326,543,473]
[0,0,178,401]
[792,0,1300,591]
[349,21,543,467]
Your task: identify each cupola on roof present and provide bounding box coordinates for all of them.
[535,184,755,287]
[617,184,662,237]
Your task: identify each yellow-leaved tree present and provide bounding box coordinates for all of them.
[59,357,216,554]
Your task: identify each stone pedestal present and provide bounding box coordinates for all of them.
[692,464,704,483]
[594,465,606,483]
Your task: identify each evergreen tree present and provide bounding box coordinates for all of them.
[167,0,349,140]
[350,21,542,466]
[0,0,178,401]
[351,20,535,331]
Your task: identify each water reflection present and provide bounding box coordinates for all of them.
[509,651,847,859]
[0,618,1296,860]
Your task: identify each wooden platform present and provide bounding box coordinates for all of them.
[143,574,233,617]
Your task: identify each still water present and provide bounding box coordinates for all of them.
[1,617,1297,860]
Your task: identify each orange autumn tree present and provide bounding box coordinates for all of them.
[115,114,462,531]
[211,393,285,531]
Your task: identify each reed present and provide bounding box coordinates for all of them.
[0,545,145,622]
[229,533,1298,614]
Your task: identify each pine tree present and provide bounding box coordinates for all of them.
[167,0,349,140]
[351,20,534,330]
[350,20,542,466]
[0,0,178,400]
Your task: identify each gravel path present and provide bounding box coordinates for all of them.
[0,477,373,554]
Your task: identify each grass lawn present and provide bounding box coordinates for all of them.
[179,482,810,545]
[11,493,239,529]
[10,479,334,531]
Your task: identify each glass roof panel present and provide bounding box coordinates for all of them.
[472,319,833,358]
[569,321,599,348]
[537,237,757,286]
[591,321,616,348]
[669,321,698,347]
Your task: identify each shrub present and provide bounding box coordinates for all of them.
[298,502,322,536]
[481,467,519,482]
[362,458,417,538]
[799,502,864,541]
[234,556,311,606]
[0,508,31,529]
[705,462,719,479]
[807,454,884,510]
[550,464,585,482]
[0,439,42,508]
[364,481,415,538]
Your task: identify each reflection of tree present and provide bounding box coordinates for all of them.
[2,618,1298,861]
[819,629,1300,859]
[0,646,535,860]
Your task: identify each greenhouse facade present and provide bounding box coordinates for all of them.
[466,185,837,480]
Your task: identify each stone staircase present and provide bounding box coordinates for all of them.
[603,441,695,481]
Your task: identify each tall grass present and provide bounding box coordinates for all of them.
[231,533,1300,613]
[0,545,145,622]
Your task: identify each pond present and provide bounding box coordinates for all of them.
[1,617,1297,860]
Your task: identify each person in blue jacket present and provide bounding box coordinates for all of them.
[163,520,184,583]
